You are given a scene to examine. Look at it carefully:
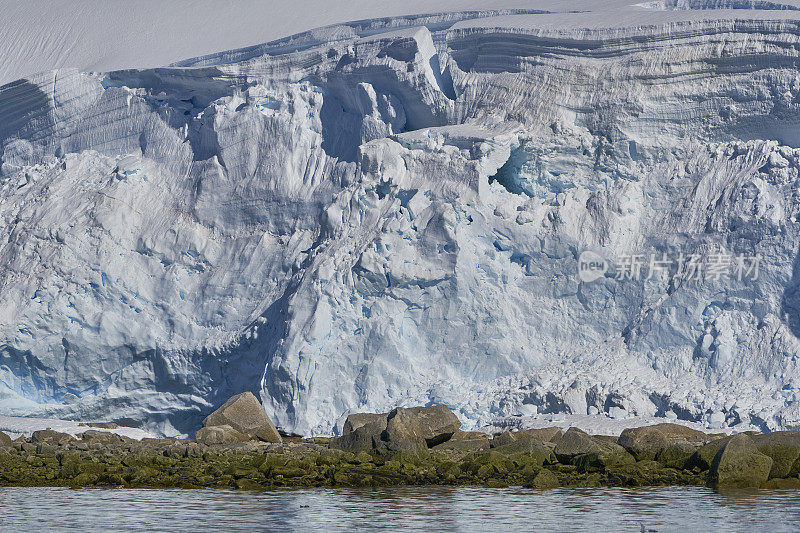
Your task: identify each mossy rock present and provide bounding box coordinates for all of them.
[525,468,559,489]
[687,436,732,471]
[461,451,513,479]
[235,478,263,490]
[617,424,709,462]
[484,478,509,488]
[572,447,635,473]
[653,442,700,469]
[762,477,800,489]
[751,432,800,479]
[708,434,773,489]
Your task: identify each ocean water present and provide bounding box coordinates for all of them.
[1,485,799,532]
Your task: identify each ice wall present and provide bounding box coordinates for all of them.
[2,4,800,435]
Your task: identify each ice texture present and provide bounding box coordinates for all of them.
[2,2,800,436]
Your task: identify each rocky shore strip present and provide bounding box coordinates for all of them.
[1,393,799,490]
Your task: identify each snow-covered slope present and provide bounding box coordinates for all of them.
[0,0,552,86]
[3,1,800,436]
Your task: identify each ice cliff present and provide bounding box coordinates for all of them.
[3,1,800,436]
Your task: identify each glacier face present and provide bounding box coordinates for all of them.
[3,3,800,436]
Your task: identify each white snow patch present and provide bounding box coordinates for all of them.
[0,416,157,441]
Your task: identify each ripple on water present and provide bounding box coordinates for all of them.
[1,486,799,532]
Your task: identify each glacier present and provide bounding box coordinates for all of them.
[2,1,800,436]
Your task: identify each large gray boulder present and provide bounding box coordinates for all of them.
[432,430,491,457]
[330,419,387,453]
[688,435,734,471]
[751,431,800,479]
[78,430,130,447]
[708,433,773,488]
[617,423,709,463]
[203,392,282,443]
[342,413,388,435]
[31,429,76,446]
[554,427,634,470]
[0,431,12,447]
[553,427,607,463]
[381,405,461,452]
[195,425,251,445]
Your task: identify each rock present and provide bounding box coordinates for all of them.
[572,447,635,472]
[749,431,800,479]
[708,433,773,488]
[688,435,733,471]
[195,425,251,445]
[432,431,491,457]
[330,420,386,453]
[591,435,618,446]
[493,441,555,466]
[78,430,129,446]
[617,423,709,462]
[553,427,607,463]
[526,468,559,489]
[31,429,77,445]
[380,405,461,453]
[342,413,388,435]
[554,427,634,471]
[203,392,282,443]
[491,431,517,447]
[653,441,704,469]
[762,477,800,489]
[0,431,14,447]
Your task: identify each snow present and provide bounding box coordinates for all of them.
[482,414,740,437]
[0,415,156,441]
[0,0,550,86]
[9,1,800,85]
[2,1,800,437]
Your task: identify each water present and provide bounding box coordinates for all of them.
[1,486,799,532]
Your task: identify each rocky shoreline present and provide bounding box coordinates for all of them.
[1,394,799,490]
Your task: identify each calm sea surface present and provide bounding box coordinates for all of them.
[1,485,799,532]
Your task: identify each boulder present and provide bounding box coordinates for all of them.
[493,441,555,466]
[195,425,251,445]
[342,413,388,435]
[525,468,559,489]
[751,431,800,479]
[380,405,461,452]
[432,431,491,457]
[554,427,634,470]
[78,430,129,446]
[31,429,77,445]
[330,421,386,453]
[763,477,800,489]
[553,427,607,463]
[653,441,704,469]
[572,447,635,472]
[617,423,709,463]
[491,431,518,447]
[708,433,773,488]
[203,392,281,443]
[0,431,12,447]
[688,435,733,471]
